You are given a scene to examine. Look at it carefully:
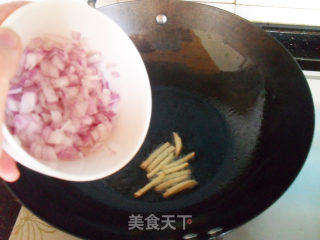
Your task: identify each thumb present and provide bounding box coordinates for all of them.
[0,27,22,79]
[0,27,22,131]
[0,27,22,181]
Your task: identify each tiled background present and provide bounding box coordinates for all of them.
[4,0,320,26]
[96,0,320,26]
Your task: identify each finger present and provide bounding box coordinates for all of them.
[0,2,29,182]
[0,27,22,147]
[0,28,22,182]
[0,2,28,24]
[0,151,20,182]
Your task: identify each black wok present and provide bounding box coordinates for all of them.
[5,0,314,239]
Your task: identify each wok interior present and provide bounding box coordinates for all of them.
[100,12,268,211]
[102,62,266,209]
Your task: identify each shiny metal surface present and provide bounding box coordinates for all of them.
[207,227,223,237]
[156,14,168,25]
[182,233,198,240]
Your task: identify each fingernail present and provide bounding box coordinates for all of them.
[0,28,19,49]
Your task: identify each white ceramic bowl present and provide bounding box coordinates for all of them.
[1,0,152,181]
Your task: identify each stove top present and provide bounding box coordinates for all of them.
[258,24,320,71]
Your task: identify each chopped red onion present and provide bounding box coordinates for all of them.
[19,92,37,113]
[5,31,120,161]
